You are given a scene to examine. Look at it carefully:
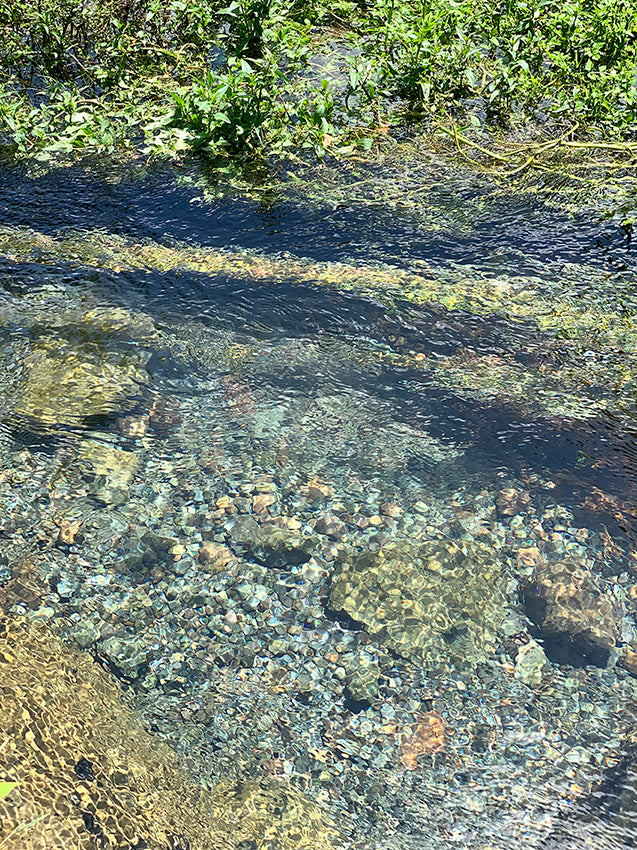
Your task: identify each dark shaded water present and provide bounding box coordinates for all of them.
[0,159,633,270]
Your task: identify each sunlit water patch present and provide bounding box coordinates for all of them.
[0,158,636,850]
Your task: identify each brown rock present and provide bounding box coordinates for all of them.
[252,493,277,514]
[517,547,544,569]
[522,558,619,665]
[300,480,334,503]
[56,518,82,546]
[314,513,348,539]
[496,488,531,516]
[380,503,403,518]
[198,542,233,571]
[401,712,447,770]
[622,649,637,676]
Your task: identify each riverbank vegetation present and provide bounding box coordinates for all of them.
[0,0,636,164]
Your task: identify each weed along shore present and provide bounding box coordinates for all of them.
[1,0,637,167]
[1,3,637,850]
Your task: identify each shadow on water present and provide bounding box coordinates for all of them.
[0,159,635,272]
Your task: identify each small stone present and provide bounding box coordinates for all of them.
[380,503,403,518]
[517,547,543,569]
[496,488,530,516]
[343,653,380,701]
[315,513,348,539]
[70,620,101,648]
[514,640,551,686]
[255,480,277,494]
[56,518,82,546]
[252,493,276,514]
[198,542,233,571]
[401,712,447,770]
[301,480,333,502]
[621,649,637,676]
[99,636,147,679]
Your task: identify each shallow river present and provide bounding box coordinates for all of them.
[0,152,636,850]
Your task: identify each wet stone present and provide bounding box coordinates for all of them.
[198,541,234,571]
[514,640,551,687]
[12,335,149,430]
[227,515,318,567]
[522,558,620,667]
[496,488,531,517]
[329,539,508,667]
[99,636,149,680]
[342,652,380,703]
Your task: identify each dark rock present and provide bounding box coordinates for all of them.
[521,558,619,668]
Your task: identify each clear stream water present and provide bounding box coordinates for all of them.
[0,153,636,849]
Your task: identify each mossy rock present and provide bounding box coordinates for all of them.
[330,539,508,667]
[0,616,342,850]
[13,336,149,429]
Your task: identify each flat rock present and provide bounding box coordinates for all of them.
[329,539,508,667]
[13,336,148,429]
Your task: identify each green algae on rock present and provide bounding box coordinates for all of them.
[0,616,343,850]
[12,336,149,430]
[330,539,509,668]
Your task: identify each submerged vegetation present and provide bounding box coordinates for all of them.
[0,0,637,163]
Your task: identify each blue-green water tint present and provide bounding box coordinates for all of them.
[0,157,636,849]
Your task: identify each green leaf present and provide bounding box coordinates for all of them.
[0,782,17,800]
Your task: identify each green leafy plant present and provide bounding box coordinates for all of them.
[0,0,636,162]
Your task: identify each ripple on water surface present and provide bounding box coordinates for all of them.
[0,158,636,850]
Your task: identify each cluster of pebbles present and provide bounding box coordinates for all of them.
[2,403,637,848]
[1,278,636,848]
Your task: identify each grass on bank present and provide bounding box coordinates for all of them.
[0,0,636,164]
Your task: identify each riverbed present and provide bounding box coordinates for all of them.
[0,149,636,849]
